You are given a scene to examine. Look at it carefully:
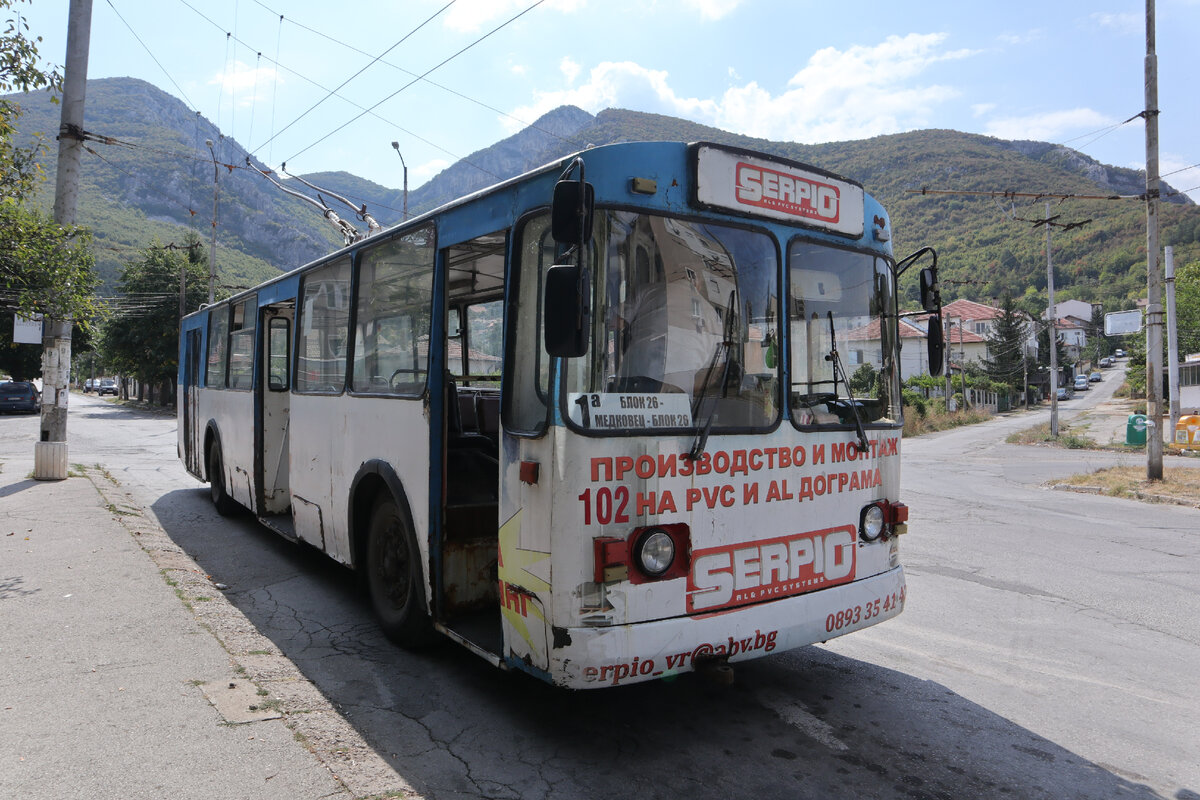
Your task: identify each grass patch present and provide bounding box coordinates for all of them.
[1007,421,1097,449]
[903,408,993,437]
[1053,466,1200,506]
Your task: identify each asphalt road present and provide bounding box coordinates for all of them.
[2,387,1196,800]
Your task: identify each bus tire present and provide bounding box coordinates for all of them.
[366,494,435,648]
[207,442,240,516]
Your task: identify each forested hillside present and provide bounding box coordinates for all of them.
[11,77,1199,317]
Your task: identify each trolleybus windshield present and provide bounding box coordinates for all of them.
[563,210,779,433]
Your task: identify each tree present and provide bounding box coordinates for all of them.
[99,235,211,401]
[982,294,1029,399]
[1087,303,1110,364]
[0,0,96,375]
[1175,259,1200,360]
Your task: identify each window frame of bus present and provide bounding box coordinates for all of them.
[786,234,902,433]
[503,209,556,437]
[267,316,290,392]
[295,256,353,395]
[557,205,783,439]
[349,223,437,398]
[205,303,230,389]
[227,294,258,392]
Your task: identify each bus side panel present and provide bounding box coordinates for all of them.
[289,395,431,568]
[205,388,258,511]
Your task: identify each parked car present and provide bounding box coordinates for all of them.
[1089,372,1102,382]
[1056,387,1071,401]
[83,378,95,392]
[1073,375,1090,391]
[98,378,118,396]
[1098,356,1112,367]
[1115,348,1126,358]
[0,381,40,414]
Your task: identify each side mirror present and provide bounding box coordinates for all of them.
[927,314,945,376]
[544,263,591,357]
[551,179,594,245]
[919,267,941,314]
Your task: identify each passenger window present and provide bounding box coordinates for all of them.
[297,258,351,393]
[351,225,435,396]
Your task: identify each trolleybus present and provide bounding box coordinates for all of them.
[178,141,943,688]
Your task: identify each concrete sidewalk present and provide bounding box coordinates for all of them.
[0,459,415,800]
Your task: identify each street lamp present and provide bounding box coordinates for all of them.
[205,138,219,304]
[390,141,408,220]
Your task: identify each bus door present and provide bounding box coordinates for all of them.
[437,233,506,654]
[182,328,203,475]
[258,303,294,518]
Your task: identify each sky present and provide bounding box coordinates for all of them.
[21,0,1200,203]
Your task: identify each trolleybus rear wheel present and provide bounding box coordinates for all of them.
[207,443,240,516]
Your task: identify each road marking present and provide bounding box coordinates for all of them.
[758,688,848,751]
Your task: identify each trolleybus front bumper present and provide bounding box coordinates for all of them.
[546,565,906,689]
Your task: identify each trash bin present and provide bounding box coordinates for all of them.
[1126,414,1148,446]
[1169,414,1200,452]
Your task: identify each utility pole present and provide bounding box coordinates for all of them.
[1166,246,1180,440]
[35,0,92,481]
[206,138,219,304]
[958,321,967,409]
[1046,201,1059,438]
[943,315,953,410]
[1144,0,1164,480]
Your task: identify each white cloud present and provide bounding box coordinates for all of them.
[1090,12,1141,34]
[209,60,280,106]
[561,57,581,85]
[1159,154,1200,203]
[682,0,742,21]
[444,0,585,33]
[984,108,1113,141]
[997,28,1043,45]
[972,103,996,117]
[511,63,528,77]
[414,158,451,181]
[506,33,974,143]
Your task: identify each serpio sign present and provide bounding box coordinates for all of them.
[693,145,865,237]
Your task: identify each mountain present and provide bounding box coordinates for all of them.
[9,77,1200,314]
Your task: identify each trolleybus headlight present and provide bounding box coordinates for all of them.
[860,503,886,542]
[636,528,675,577]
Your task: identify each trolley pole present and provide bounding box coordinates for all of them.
[35,0,92,481]
[1144,0,1164,480]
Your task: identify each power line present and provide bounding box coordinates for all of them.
[252,1,454,157]
[175,0,500,181]
[248,0,586,152]
[104,0,198,111]
[281,0,547,167]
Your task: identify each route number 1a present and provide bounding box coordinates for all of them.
[575,393,600,428]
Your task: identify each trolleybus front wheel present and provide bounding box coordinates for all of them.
[366,494,435,648]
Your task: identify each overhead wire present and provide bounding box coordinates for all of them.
[248,0,587,152]
[251,1,454,158]
[175,0,500,180]
[280,0,548,167]
[103,0,198,110]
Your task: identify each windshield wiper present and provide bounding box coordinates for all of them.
[686,290,739,461]
[825,311,870,454]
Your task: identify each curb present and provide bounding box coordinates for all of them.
[83,468,421,800]
[1049,482,1200,509]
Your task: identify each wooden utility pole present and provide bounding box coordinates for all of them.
[35,0,92,480]
[1144,0,1164,480]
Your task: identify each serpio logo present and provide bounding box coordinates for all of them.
[687,527,856,613]
[735,162,840,223]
